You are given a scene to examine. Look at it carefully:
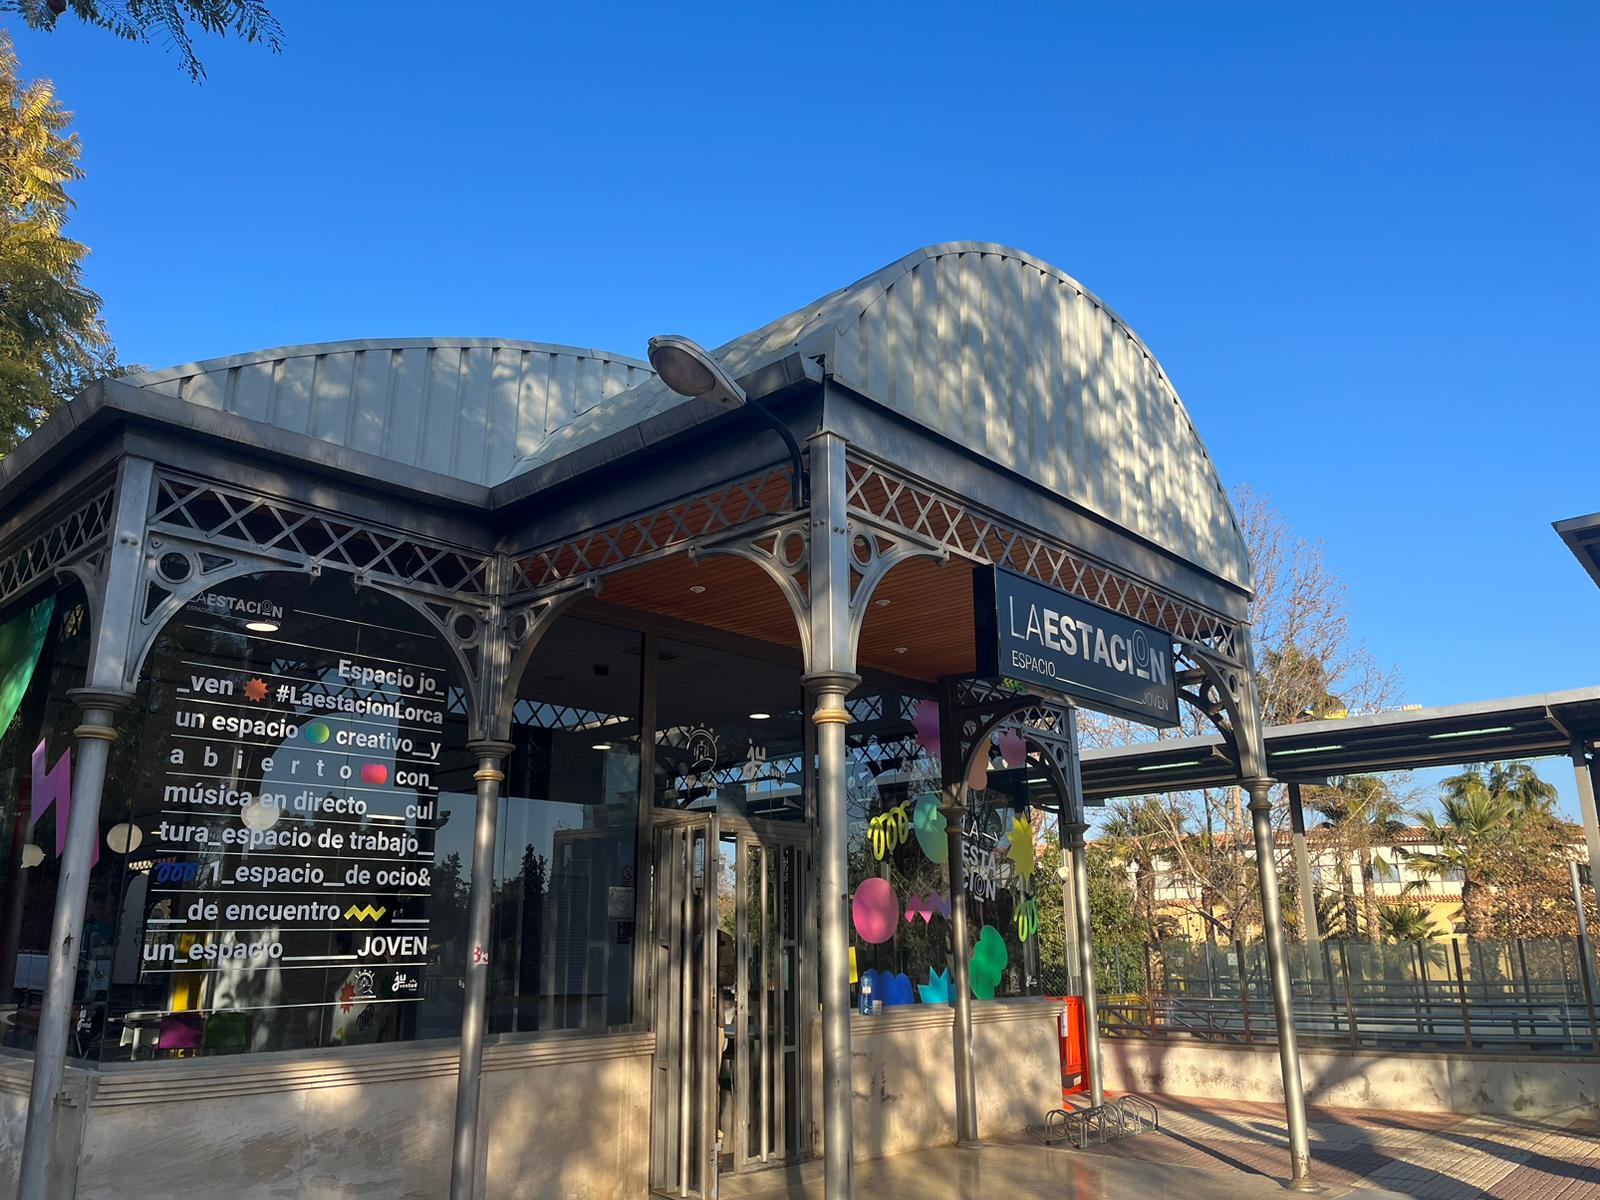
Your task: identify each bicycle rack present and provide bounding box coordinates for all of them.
[1035,1094,1160,1148]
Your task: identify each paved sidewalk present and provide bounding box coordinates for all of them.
[730,1140,1410,1199]
[1076,1097,1600,1199]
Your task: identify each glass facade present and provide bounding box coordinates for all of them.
[0,580,645,1060]
[490,618,643,1033]
[653,638,805,823]
[0,582,93,1052]
[844,693,1042,1005]
[0,567,1038,1067]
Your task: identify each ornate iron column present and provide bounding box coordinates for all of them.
[17,690,131,1200]
[938,793,979,1145]
[17,456,151,1200]
[449,739,513,1200]
[1062,813,1103,1109]
[1060,707,1104,1109]
[1245,778,1317,1191]
[805,428,859,1200]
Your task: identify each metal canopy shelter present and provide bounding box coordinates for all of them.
[0,243,1316,1198]
[1080,687,1600,800]
[1080,685,1600,957]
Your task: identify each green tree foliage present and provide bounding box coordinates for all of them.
[1305,774,1411,945]
[1376,902,1437,942]
[1035,836,1150,995]
[2,1,282,80]
[1406,762,1562,941]
[0,32,123,453]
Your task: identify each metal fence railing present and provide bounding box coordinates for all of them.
[1050,938,1600,1056]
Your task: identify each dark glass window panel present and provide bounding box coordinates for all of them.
[94,572,472,1060]
[652,640,804,823]
[490,617,642,1034]
[0,582,93,1055]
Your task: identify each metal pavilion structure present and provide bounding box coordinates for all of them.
[1080,687,1600,954]
[0,244,1313,1199]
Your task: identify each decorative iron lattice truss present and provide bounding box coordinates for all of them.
[844,455,1240,660]
[0,484,114,610]
[149,474,493,597]
[514,466,795,592]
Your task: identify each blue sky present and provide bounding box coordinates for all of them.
[7,2,1598,816]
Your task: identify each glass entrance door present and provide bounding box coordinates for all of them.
[724,829,811,1172]
[651,816,811,1198]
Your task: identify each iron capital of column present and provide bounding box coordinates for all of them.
[1243,778,1277,811]
[66,687,135,713]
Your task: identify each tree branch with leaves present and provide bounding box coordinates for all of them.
[2,1,281,80]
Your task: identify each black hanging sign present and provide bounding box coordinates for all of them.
[973,565,1179,728]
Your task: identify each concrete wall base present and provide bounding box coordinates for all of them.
[811,998,1064,1162]
[0,1032,653,1200]
[1100,1038,1600,1120]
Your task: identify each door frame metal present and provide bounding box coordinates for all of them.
[651,810,813,1193]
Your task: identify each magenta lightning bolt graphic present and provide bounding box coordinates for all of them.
[30,739,95,866]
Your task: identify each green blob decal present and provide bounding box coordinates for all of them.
[970,924,1008,999]
[304,721,331,745]
[912,794,948,863]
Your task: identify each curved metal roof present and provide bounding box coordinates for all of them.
[513,243,1250,589]
[122,244,1249,589]
[124,338,653,487]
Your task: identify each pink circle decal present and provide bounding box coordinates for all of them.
[851,877,900,944]
[361,762,388,786]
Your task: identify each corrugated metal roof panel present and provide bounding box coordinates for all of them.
[124,338,653,488]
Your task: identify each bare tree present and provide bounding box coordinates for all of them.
[1081,486,1402,944]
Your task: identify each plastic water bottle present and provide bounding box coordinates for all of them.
[858,975,874,1016]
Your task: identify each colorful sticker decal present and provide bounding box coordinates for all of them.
[1003,814,1036,881]
[970,924,1008,999]
[912,794,948,863]
[912,700,940,759]
[851,877,900,944]
[881,971,915,1006]
[1016,897,1039,942]
[919,967,953,1004]
[966,753,989,791]
[998,730,1027,768]
[868,801,911,860]
[904,892,952,923]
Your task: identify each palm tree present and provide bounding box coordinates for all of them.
[1305,781,1367,941]
[1101,796,1174,940]
[1406,762,1557,941]
[1346,776,1410,947]
[1377,903,1437,942]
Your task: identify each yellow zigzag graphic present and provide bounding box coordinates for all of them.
[344,904,387,922]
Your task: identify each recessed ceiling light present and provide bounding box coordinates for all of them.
[749,712,771,720]
[689,585,706,594]
[893,646,908,654]
[874,598,891,607]
[591,742,613,751]
[245,620,280,633]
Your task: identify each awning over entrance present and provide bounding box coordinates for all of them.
[1079,686,1600,802]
